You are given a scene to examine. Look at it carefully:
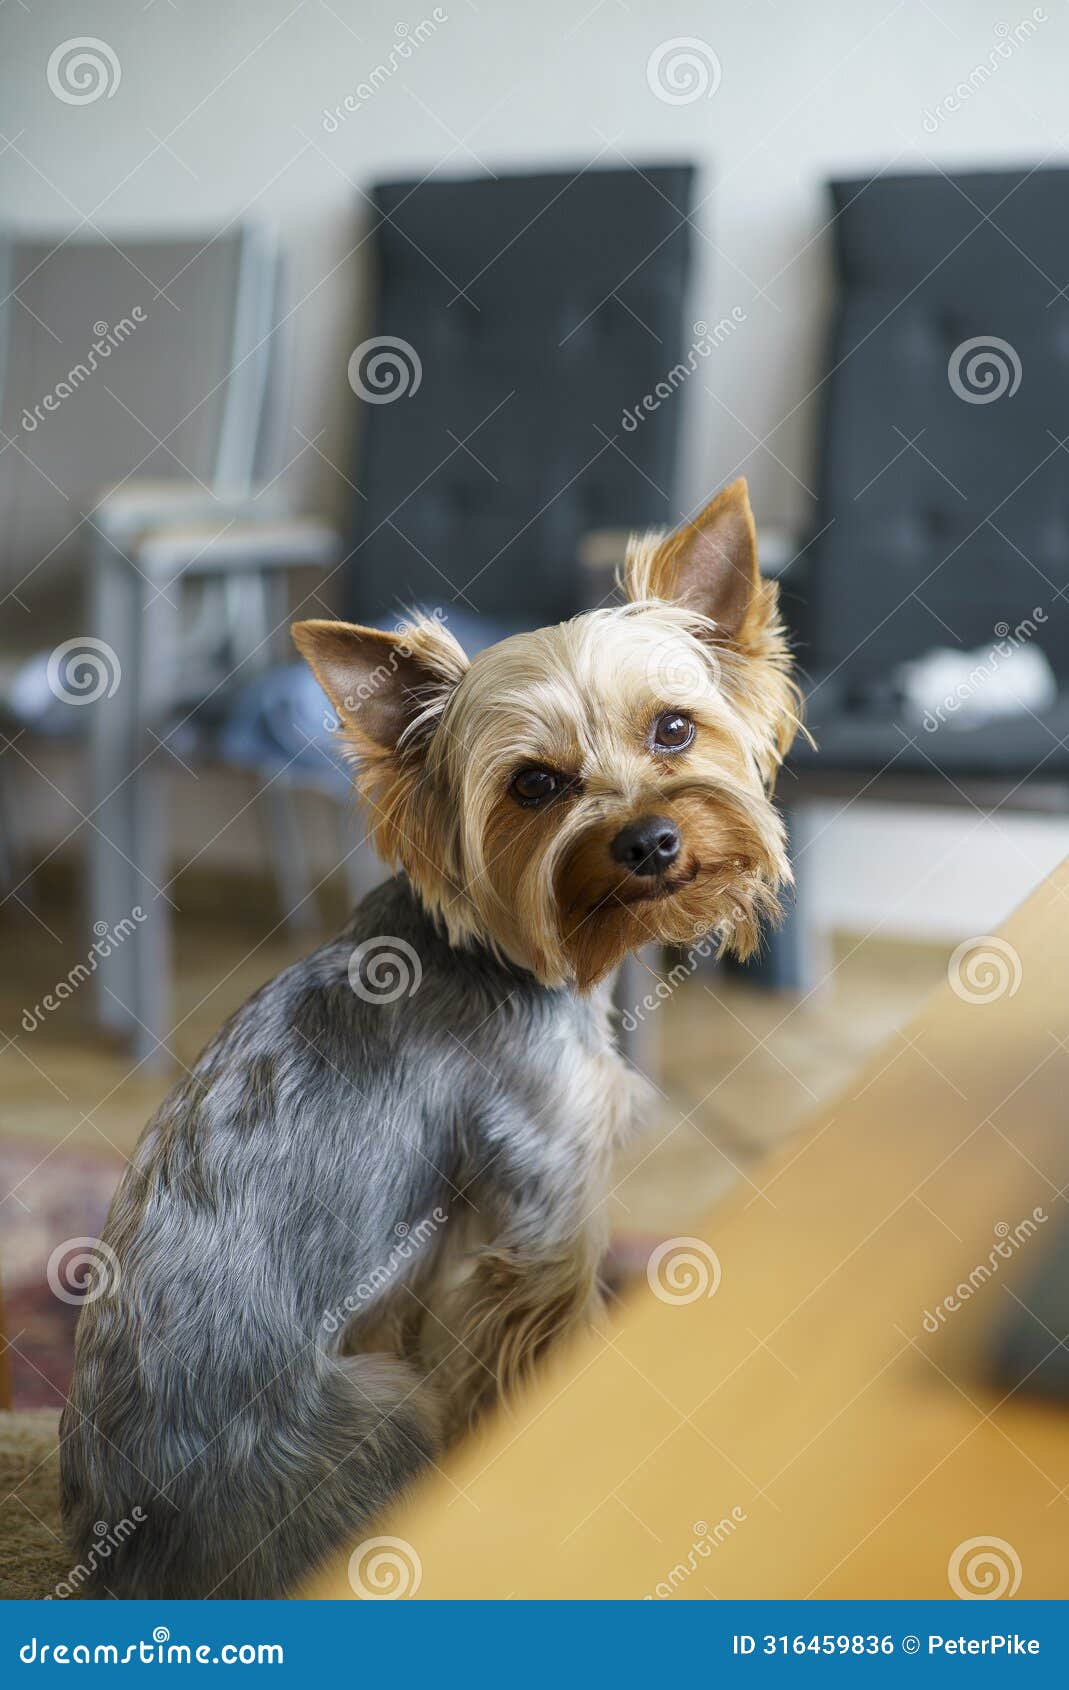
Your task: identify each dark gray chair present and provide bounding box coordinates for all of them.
[344,164,696,629]
[767,167,1069,987]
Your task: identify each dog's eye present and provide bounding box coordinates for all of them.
[510,766,562,806]
[652,711,695,752]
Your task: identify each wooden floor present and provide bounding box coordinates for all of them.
[0,871,948,1234]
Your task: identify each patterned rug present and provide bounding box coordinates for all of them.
[0,1141,122,1410]
[0,1134,655,1415]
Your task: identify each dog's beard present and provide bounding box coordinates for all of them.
[550,784,789,990]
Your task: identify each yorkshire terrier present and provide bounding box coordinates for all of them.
[60,478,799,1597]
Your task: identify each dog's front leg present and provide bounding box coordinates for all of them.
[427,1144,611,1441]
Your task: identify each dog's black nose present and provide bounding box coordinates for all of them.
[610,815,681,877]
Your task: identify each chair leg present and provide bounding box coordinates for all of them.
[129,757,174,1069]
[263,783,317,934]
[614,944,660,1081]
[743,803,829,993]
[0,756,18,899]
[336,802,383,912]
[88,541,141,1036]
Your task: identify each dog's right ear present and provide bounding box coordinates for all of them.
[291,616,468,755]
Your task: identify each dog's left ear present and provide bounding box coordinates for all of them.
[291,616,468,755]
[626,477,761,639]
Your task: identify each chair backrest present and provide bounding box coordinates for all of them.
[0,223,278,617]
[807,167,1069,684]
[344,164,695,628]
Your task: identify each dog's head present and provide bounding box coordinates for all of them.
[293,478,800,989]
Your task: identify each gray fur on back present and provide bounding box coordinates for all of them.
[60,875,615,1597]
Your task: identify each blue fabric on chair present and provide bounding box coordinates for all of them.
[211,608,519,791]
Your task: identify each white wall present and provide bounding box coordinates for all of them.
[2,0,1067,935]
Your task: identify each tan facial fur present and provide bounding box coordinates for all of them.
[293,478,801,991]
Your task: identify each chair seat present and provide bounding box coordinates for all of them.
[792,679,1069,783]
